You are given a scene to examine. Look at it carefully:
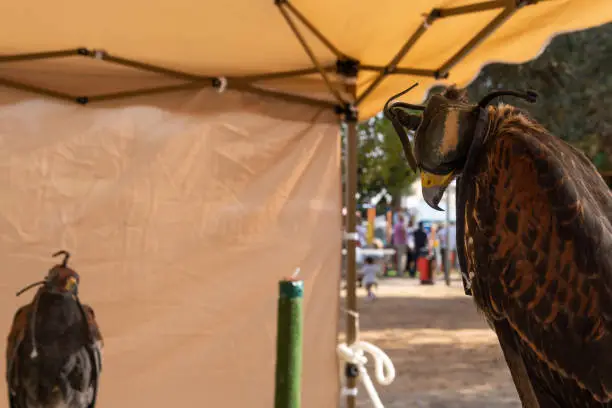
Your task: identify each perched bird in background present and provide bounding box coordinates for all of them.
[384,84,612,407]
[6,251,102,408]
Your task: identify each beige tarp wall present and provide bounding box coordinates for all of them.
[0,88,341,408]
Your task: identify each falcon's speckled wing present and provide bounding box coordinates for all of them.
[461,106,612,405]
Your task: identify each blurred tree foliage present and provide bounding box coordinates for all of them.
[341,116,418,212]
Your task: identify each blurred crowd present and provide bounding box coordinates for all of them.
[355,210,458,278]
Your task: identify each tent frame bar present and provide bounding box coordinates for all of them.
[439,0,515,17]
[356,12,439,106]
[0,49,81,63]
[437,4,523,77]
[96,51,209,82]
[0,76,77,103]
[0,1,543,111]
[0,47,337,108]
[237,67,326,82]
[360,65,443,77]
[236,83,337,109]
[276,1,347,104]
[283,1,345,59]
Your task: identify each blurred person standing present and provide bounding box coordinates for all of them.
[413,221,428,278]
[429,223,440,273]
[438,223,448,275]
[448,221,458,270]
[405,217,417,276]
[392,214,407,276]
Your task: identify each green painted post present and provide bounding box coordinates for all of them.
[274,278,304,408]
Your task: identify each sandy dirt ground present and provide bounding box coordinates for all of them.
[338,274,522,408]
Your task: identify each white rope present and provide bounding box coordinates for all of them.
[337,340,396,408]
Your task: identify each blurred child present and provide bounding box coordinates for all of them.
[361,256,380,300]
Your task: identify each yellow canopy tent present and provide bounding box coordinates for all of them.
[0,1,611,407]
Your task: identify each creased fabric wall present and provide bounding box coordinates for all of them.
[0,88,341,408]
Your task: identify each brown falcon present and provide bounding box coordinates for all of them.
[384,84,612,407]
[6,251,103,408]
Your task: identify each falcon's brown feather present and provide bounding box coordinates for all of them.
[6,306,29,363]
[460,103,612,405]
[81,304,103,346]
[5,304,31,388]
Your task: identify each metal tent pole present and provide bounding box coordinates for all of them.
[343,105,359,408]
